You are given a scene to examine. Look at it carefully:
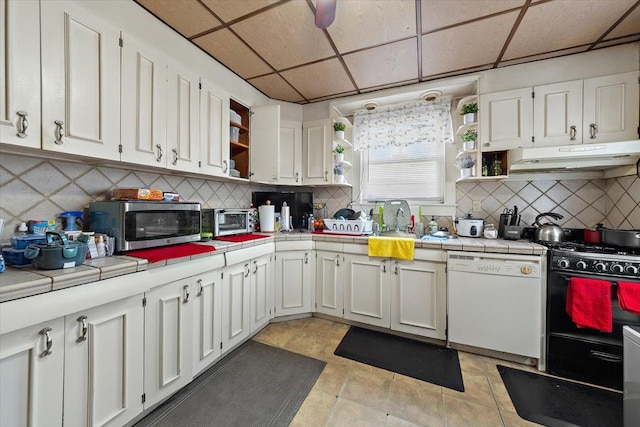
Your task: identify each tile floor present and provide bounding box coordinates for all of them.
[251,316,543,427]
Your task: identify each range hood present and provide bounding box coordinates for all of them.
[509,140,640,172]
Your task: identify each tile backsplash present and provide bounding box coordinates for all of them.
[0,153,637,240]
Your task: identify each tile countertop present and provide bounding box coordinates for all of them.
[0,233,545,303]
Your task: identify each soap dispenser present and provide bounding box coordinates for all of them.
[428,216,438,235]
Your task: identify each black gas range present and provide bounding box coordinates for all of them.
[543,239,640,390]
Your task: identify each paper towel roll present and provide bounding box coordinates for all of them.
[280,205,292,231]
[259,205,275,232]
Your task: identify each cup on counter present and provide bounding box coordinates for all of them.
[483,224,498,239]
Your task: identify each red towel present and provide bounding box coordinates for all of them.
[566,277,612,333]
[127,243,215,263]
[214,234,271,243]
[618,281,640,315]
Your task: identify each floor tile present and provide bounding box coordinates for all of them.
[326,397,387,427]
[252,321,299,347]
[387,373,444,426]
[283,329,331,358]
[499,409,541,427]
[384,414,431,427]
[289,388,337,427]
[442,370,498,409]
[314,362,351,397]
[340,366,392,411]
[442,394,503,427]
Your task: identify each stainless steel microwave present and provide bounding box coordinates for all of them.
[89,201,201,252]
[214,208,255,237]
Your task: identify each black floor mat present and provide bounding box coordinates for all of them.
[334,326,464,392]
[498,365,623,427]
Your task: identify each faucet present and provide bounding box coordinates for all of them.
[395,208,405,232]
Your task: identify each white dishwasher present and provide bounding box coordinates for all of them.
[447,251,543,359]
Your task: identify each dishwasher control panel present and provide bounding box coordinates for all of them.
[448,253,541,278]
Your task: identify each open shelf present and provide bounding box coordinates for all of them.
[230,99,250,179]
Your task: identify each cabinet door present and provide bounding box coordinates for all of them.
[222,262,251,351]
[315,251,344,317]
[0,318,64,427]
[0,0,41,149]
[192,269,223,377]
[120,34,167,167]
[166,61,200,173]
[390,260,446,340]
[534,80,583,147]
[583,71,639,143]
[41,0,121,160]
[302,119,331,185]
[278,120,303,185]
[275,251,312,317]
[144,279,193,409]
[200,79,230,177]
[251,254,274,331]
[249,105,280,183]
[343,254,390,328]
[64,295,144,427]
[480,88,533,151]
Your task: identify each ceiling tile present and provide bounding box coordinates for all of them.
[359,79,420,93]
[194,29,272,79]
[498,45,589,67]
[326,0,416,53]
[421,11,518,76]
[605,4,640,39]
[343,39,418,89]
[423,64,492,80]
[231,1,335,70]
[503,0,636,60]
[280,58,356,100]
[421,0,525,32]
[248,74,305,102]
[136,0,221,38]
[200,0,280,23]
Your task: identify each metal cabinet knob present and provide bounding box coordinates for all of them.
[39,327,53,357]
[17,111,29,138]
[54,120,64,145]
[155,144,163,162]
[76,315,88,343]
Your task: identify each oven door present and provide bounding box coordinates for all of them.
[215,211,250,236]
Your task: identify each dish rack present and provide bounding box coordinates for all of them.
[323,219,373,235]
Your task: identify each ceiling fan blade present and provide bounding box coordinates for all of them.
[315,0,337,29]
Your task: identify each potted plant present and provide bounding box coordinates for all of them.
[334,144,345,162]
[460,102,478,125]
[461,129,477,151]
[334,122,346,140]
[333,163,345,184]
[456,155,476,178]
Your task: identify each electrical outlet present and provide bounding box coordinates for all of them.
[472,200,482,212]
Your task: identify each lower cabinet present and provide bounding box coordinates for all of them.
[144,278,193,409]
[315,250,344,317]
[343,254,390,328]
[250,254,274,332]
[192,268,223,377]
[0,318,65,427]
[222,261,253,350]
[275,250,312,317]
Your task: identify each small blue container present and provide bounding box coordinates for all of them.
[10,234,47,250]
[2,248,31,266]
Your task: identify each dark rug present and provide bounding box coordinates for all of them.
[135,340,326,427]
[498,365,623,427]
[334,326,464,392]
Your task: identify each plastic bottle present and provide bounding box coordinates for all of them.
[17,222,28,236]
[428,216,438,235]
[96,235,106,257]
[308,214,315,232]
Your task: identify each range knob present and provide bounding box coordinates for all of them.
[557,258,570,268]
[594,262,607,273]
[625,265,639,275]
[576,260,587,270]
[610,264,624,274]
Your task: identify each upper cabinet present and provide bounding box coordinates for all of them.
[41,0,121,161]
[0,0,41,149]
[276,120,303,185]
[229,99,251,179]
[479,88,533,151]
[120,33,168,167]
[533,80,583,147]
[302,118,353,186]
[200,79,230,178]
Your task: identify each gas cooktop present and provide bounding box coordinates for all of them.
[546,241,640,279]
[544,241,640,257]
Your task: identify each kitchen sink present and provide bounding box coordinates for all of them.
[380,230,416,238]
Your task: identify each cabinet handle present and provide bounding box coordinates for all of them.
[394,261,398,275]
[589,123,597,139]
[16,111,29,138]
[172,148,179,165]
[155,144,163,162]
[196,279,203,297]
[76,315,88,343]
[304,253,309,264]
[39,327,53,357]
[324,171,328,181]
[54,120,64,145]
[335,254,340,267]
[222,160,228,173]
[569,126,577,141]
[183,285,190,303]
[381,260,386,273]
[253,260,258,274]
[244,263,250,277]
[295,172,299,183]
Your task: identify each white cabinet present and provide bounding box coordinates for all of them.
[192,269,223,377]
[120,33,168,166]
[275,250,312,317]
[0,0,41,149]
[200,79,230,177]
[315,250,344,318]
[41,0,121,160]
[250,254,274,331]
[583,71,639,143]
[144,278,193,409]
[343,254,390,328]
[480,87,533,151]
[222,261,252,350]
[533,80,583,147]
[390,259,447,340]
[0,318,64,427]
[166,60,200,173]
[64,295,144,427]
[303,119,332,185]
[277,120,303,185]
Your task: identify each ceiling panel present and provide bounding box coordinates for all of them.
[133,0,640,104]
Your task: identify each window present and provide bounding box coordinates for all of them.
[354,99,453,203]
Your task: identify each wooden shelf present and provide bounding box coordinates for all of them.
[230,140,249,150]
[230,98,250,179]
[230,121,249,133]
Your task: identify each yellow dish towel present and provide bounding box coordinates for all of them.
[368,236,415,260]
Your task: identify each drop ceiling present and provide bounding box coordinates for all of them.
[134,0,640,104]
